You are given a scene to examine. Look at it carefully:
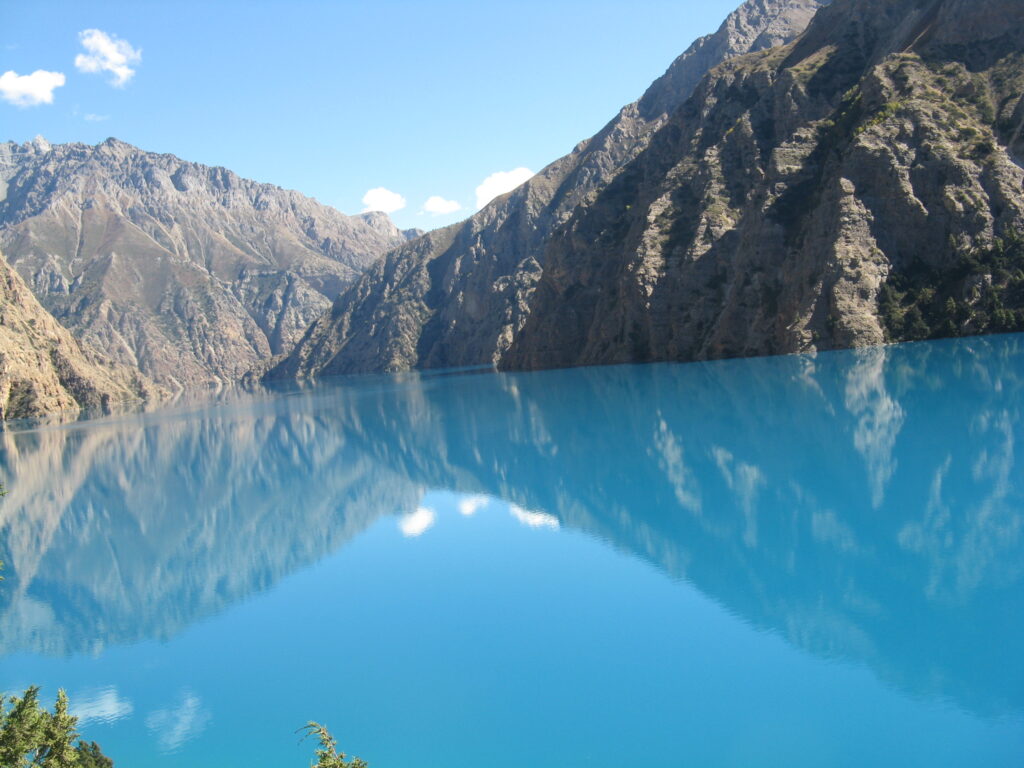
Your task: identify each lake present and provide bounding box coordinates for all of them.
[1,336,1023,767]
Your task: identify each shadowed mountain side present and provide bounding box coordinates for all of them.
[265,0,831,380]
[0,137,417,392]
[2,336,1022,716]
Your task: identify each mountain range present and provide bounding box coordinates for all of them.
[1,0,1022,418]
[0,137,418,397]
[264,0,833,378]
[268,0,1024,379]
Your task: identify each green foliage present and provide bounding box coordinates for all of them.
[0,688,47,767]
[879,233,1024,342]
[72,743,112,768]
[0,687,115,768]
[299,722,369,768]
[853,100,904,136]
[37,691,77,768]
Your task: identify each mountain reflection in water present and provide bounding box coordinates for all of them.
[1,335,1022,731]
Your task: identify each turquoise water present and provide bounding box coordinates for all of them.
[1,336,1023,767]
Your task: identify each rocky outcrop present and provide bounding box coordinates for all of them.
[0,138,414,391]
[269,0,1024,380]
[265,0,831,379]
[0,249,157,420]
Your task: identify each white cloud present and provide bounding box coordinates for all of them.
[362,187,406,214]
[71,687,134,725]
[0,70,66,107]
[423,195,462,216]
[399,506,436,537]
[457,494,490,516]
[510,504,559,530]
[84,113,109,122]
[145,691,210,753]
[75,29,141,87]
[475,167,534,209]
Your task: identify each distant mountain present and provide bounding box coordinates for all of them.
[264,0,833,379]
[0,248,157,420]
[0,137,417,391]
[268,0,1024,380]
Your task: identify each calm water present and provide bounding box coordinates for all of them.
[1,337,1023,767]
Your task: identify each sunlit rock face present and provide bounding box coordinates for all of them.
[0,138,415,392]
[3,335,1023,717]
[0,248,159,420]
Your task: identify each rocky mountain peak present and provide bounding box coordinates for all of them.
[638,0,832,119]
[29,135,51,154]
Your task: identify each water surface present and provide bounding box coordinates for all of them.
[1,336,1023,767]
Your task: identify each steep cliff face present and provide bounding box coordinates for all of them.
[504,0,1024,369]
[266,0,831,379]
[0,138,414,390]
[0,250,157,420]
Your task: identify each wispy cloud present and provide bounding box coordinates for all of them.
[75,29,141,87]
[362,187,406,214]
[71,687,134,726]
[399,506,436,537]
[84,113,109,122]
[145,691,210,753]
[0,70,66,107]
[475,167,534,209]
[422,195,462,216]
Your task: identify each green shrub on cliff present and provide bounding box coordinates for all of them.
[879,233,1024,342]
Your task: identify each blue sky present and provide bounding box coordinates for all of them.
[3,0,741,230]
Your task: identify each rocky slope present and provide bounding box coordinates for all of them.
[269,0,1024,379]
[0,249,156,420]
[0,138,417,391]
[265,0,831,379]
